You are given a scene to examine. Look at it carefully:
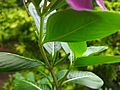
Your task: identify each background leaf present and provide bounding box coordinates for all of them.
[26,72,35,83]
[14,79,41,90]
[14,72,41,90]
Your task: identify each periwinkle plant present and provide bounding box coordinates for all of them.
[1,0,120,90]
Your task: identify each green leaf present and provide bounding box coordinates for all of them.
[39,84,50,90]
[64,71,103,89]
[54,53,70,66]
[40,77,52,89]
[83,46,108,56]
[45,9,120,42]
[0,52,44,72]
[31,0,42,7]
[28,3,40,31]
[50,0,66,11]
[61,42,74,62]
[44,42,61,55]
[74,56,120,67]
[69,42,87,57]
[14,72,25,80]
[14,79,41,90]
[57,70,68,81]
[26,72,35,83]
[14,72,41,90]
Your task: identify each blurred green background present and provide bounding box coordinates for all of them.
[0,0,120,90]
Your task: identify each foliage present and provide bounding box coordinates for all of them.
[0,0,42,59]
[0,0,120,90]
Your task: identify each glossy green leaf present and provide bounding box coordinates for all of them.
[75,56,120,67]
[45,9,120,42]
[64,71,103,89]
[69,42,87,57]
[0,52,44,72]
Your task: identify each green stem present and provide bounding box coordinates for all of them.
[23,0,30,16]
[39,16,59,90]
[59,70,70,90]
[59,64,72,90]
[39,16,44,44]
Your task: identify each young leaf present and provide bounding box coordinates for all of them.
[28,3,40,31]
[0,52,44,72]
[64,71,103,89]
[45,9,120,42]
[43,42,61,55]
[83,46,108,56]
[28,3,61,55]
[74,56,120,67]
[28,3,56,32]
[68,42,87,57]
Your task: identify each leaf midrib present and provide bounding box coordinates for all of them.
[63,75,96,84]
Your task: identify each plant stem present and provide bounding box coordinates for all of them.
[39,16,59,90]
[59,63,72,90]
[40,46,59,90]
[59,70,70,90]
